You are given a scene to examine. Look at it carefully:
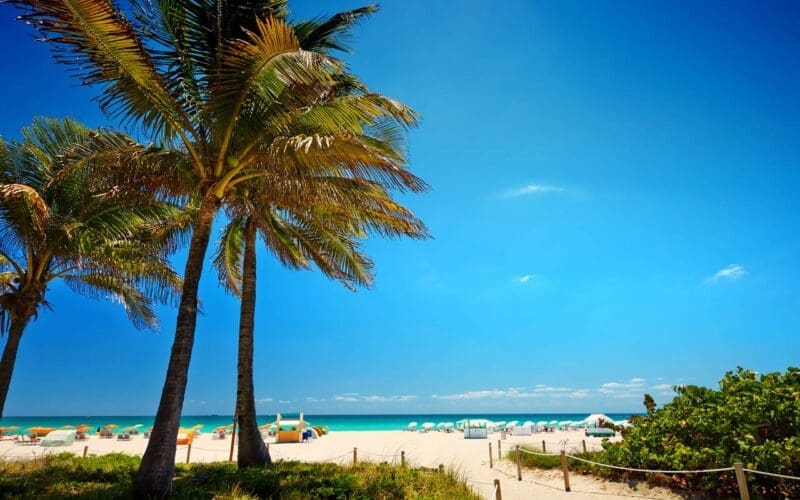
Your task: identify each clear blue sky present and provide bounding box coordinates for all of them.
[1,0,798,416]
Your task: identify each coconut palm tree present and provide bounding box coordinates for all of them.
[216,176,428,467]
[8,1,427,494]
[0,117,182,420]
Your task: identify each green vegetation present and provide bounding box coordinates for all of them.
[0,117,181,421]
[513,367,800,498]
[0,453,478,500]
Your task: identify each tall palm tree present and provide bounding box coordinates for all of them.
[0,117,182,420]
[216,177,428,467]
[7,1,427,494]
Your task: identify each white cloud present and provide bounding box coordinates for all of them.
[503,184,566,198]
[568,390,590,399]
[515,274,536,284]
[305,397,326,403]
[436,386,583,400]
[600,378,646,390]
[278,400,292,404]
[255,397,273,404]
[650,383,672,391]
[707,264,746,283]
[333,394,415,403]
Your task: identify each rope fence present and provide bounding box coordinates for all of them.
[508,444,800,500]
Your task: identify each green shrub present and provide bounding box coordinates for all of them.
[0,454,479,499]
[602,366,800,497]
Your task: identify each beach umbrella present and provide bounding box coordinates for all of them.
[522,420,534,427]
[61,425,75,429]
[435,422,447,430]
[548,420,558,426]
[583,413,614,426]
[421,422,435,431]
[76,424,92,432]
[443,422,454,429]
[27,426,54,436]
[536,421,548,427]
[103,424,118,430]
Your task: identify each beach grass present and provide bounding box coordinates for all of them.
[0,452,479,499]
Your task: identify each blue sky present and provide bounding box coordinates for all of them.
[1,0,799,416]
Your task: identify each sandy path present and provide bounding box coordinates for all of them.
[0,430,679,499]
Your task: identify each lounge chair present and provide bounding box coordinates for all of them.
[99,429,114,439]
[117,433,131,441]
[15,435,40,446]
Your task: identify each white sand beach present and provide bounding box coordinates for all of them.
[1,429,680,499]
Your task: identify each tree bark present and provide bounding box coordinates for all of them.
[236,217,271,467]
[0,315,31,420]
[134,194,218,498]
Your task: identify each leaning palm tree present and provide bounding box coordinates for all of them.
[216,177,428,467]
[0,117,182,420]
[8,2,426,494]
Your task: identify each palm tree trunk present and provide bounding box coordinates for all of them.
[134,194,218,498]
[0,315,31,420]
[236,217,271,467]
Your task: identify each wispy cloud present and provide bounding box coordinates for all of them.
[502,184,565,199]
[332,393,415,403]
[255,397,273,404]
[650,383,672,391]
[434,385,580,400]
[707,264,746,283]
[515,273,536,284]
[598,378,647,398]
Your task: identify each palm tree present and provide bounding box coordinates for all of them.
[8,1,427,494]
[0,117,181,420]
[216,177,428,467]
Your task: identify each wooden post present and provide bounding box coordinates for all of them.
[439,464,444,474]
[489,442,493,468]
[515,445,522,481]
[498,439,502,459]
[560,450,571,492]
[353,447,358,466]
[228,415,237,462]
[401,450,405,467]
[734,462,750,500]
[494,478,502,500]
[186,442,192,464]
[582,440,587,453]
[82,445,88,458]
[542,440,546,453]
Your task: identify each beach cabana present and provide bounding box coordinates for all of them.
[463,419,488,439]
[272,413,317,443]
[41,429,76,447]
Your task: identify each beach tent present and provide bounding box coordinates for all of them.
[584,414,614,427]
[41,429,76,447]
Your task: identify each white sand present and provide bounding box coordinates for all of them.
[0,430,679,499]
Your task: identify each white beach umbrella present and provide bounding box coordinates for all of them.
[584,413,615,426]
[422,422,435,431]
[504,420,519,430]
[443,422,454,429]
[536,421,548,427]
[407,422,418,431]
[522,420,534,427]
[548,420,558,426]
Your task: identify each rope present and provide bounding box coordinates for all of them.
[742,469,800,481]
[518,447,555,457]
[357,450,400,459]
[565,454,735,474]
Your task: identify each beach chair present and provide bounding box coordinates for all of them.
[15,435,40,446]
[117,433,131,441]
[99,429,114,439]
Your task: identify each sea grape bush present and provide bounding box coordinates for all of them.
[602,367,800,497]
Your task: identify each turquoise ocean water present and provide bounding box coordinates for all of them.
[0,413,636,433]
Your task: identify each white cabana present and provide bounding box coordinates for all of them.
[41,429,76,447]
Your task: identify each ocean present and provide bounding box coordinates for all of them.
[0,413,636,433]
